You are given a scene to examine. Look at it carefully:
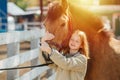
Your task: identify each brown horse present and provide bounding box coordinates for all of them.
[44,0,120,80]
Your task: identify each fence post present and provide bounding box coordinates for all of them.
[31,39,40,80]
[7,43,20,80]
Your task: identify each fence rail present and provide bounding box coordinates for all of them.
[0,29,53,80]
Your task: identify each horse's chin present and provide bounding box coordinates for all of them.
[46,40,62,49]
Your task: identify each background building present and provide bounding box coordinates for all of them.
[0,0,7,32]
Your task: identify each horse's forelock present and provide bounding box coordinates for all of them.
[46,2,66,21]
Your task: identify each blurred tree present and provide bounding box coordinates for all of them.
[8,0,29,10]
[8,0,55,10]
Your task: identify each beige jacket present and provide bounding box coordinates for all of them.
[39,49,87,80]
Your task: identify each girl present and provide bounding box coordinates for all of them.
[40,30,89,80]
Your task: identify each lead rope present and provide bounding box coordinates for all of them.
[0,43,53,71]
[0,62,53,70]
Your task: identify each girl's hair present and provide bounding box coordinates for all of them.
[73,30,90,59]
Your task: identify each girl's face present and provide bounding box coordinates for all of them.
[69,33,82,51]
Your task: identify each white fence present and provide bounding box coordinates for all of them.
[0,29,52,80]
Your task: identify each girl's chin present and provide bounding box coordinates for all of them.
[70,48,78,51]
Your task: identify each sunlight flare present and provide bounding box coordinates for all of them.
[69,0,99,5]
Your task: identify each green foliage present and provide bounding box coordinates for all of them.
[9,0,29,10]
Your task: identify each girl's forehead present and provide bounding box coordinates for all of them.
[72,33,79,37]
[71,33,80,39]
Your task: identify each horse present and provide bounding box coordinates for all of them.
[44,0,120,80]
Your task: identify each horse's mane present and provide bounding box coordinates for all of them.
[68,3,115,41]
[68,3,116,58]
[69,4,103,31]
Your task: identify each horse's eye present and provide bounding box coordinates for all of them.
[61,23,65,27]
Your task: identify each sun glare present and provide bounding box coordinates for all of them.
[69,0,99,6]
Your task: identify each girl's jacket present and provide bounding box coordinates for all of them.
[39,49,87,80]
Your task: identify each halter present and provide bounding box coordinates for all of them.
[60,16,73,51]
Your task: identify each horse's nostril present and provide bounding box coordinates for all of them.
[61,23,65,27]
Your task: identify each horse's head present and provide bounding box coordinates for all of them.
[44,0,72,50]
[44,0,108,50]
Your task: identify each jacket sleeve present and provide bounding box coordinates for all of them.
[39,51,46,64]
[50,49,87,71]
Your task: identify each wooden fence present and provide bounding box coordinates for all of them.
[0,29,54,80]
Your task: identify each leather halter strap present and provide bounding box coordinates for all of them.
[60,16,73,51]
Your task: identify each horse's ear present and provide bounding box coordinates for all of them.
[61,0,68,11]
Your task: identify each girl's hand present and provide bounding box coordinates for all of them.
[40,42,51,54]
[41,31,55,42]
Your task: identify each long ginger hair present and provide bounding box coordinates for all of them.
[73,30,90,59]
